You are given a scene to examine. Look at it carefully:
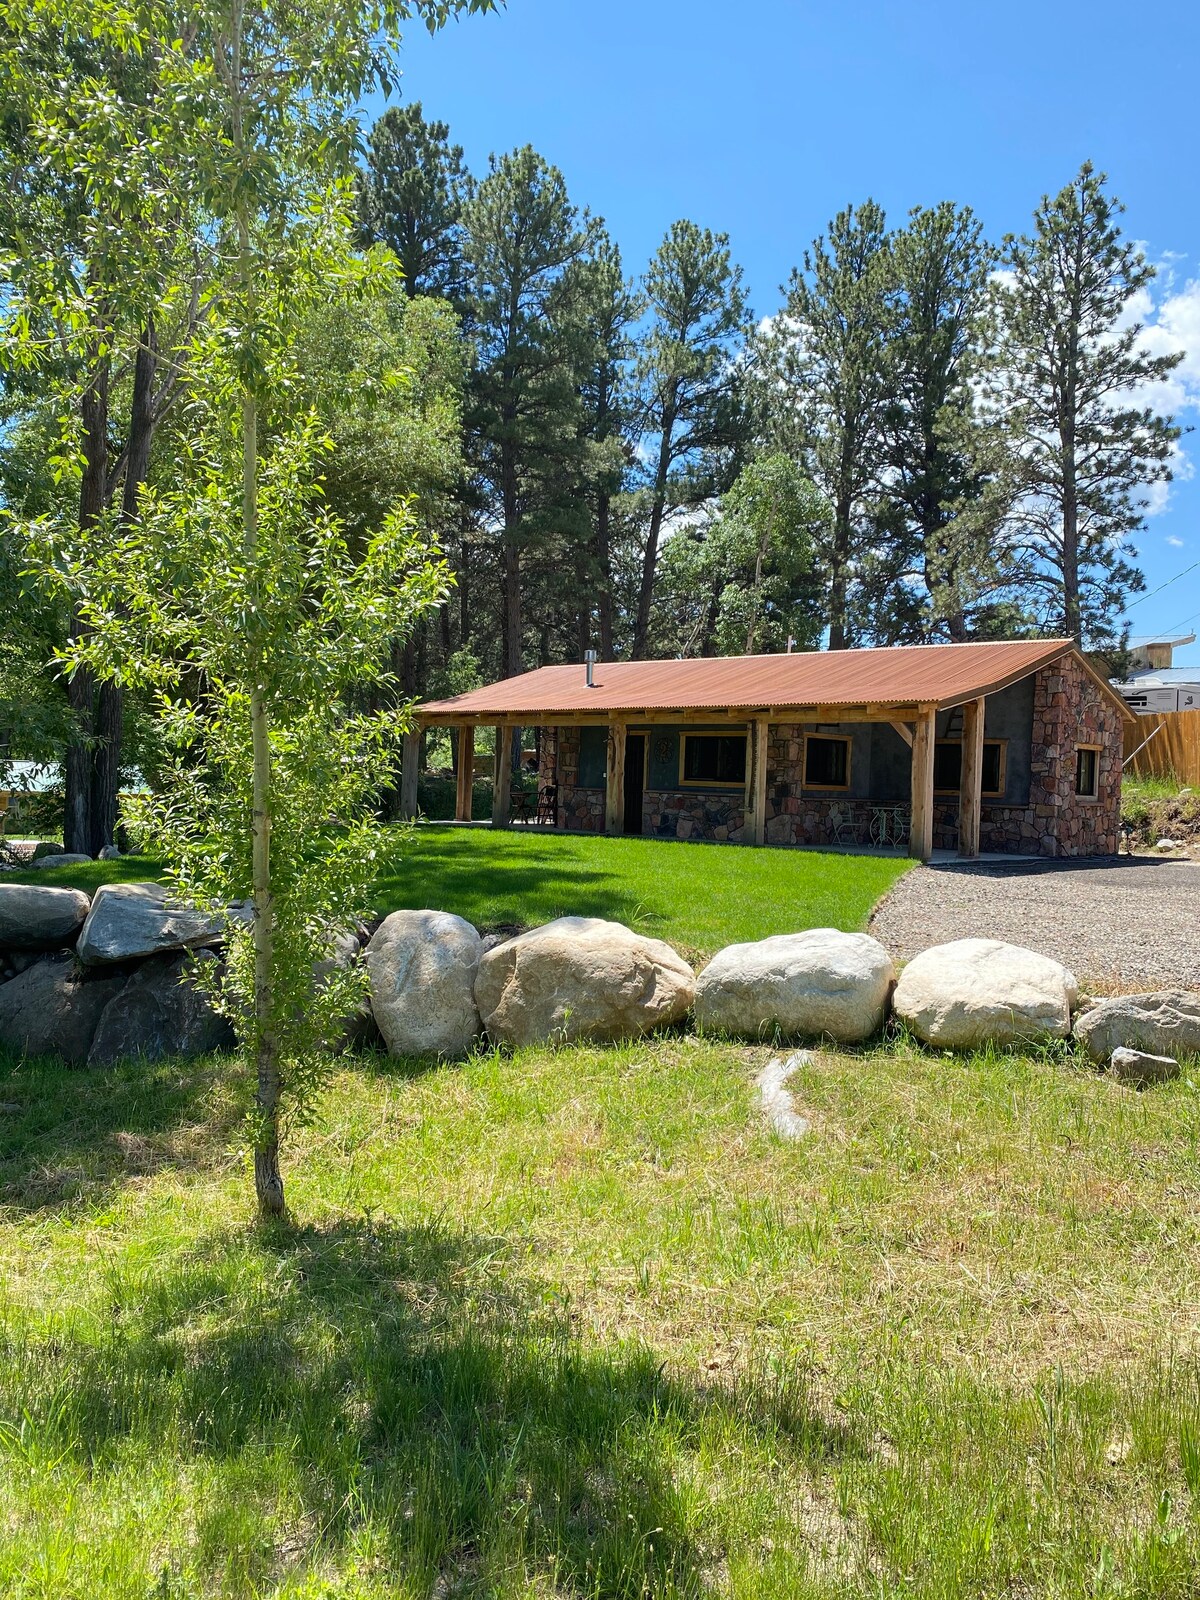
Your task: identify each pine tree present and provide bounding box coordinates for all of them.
[760,202,896,650]
[631,220,750,659]
[461,145,595,680]
[868,203,1000,642]
[982,164,1182,647]
[356,102,471,301]
[560,234,641,659]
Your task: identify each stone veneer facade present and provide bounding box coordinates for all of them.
[538,656,1122,857]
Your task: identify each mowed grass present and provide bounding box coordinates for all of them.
[8,827,912,960]
[2,1035,1199,1598]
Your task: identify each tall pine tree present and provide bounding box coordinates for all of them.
[632,220,750,659]
[356,103,471,301]
[760,202,895,649]
[981,164,1181,647]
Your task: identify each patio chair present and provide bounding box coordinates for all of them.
[509,782,533,823]
[832,804,864,846]
[535,783,558,825]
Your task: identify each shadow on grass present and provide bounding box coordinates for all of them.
[2,1215,864,1596]
[0,1049,238,1214]
[373,831,660,932]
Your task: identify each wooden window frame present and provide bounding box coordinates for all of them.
[933,738,1007,799]
[1075,743,1101,801]
[677,731,748,790]
[801,732,852,792]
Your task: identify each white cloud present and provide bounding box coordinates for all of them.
[1167,535,1186,547]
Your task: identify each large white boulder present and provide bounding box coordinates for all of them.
[0,884,91,950]
[695,928,894,1042]
[366,910,482,1058]
[474,916,695,1048]
[893,937,1079,1049]
[77,882,227,965]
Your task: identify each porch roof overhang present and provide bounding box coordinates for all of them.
[417,639,1136,727]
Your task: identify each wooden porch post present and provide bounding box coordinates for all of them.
[605,718,627,835]
[455,725,474,822]
[400,729,421,821]
[492,723,512,828]
[958,696,985,859]
[749,716,769,846]
[909,707,936,862]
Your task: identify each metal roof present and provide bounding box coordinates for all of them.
[1118,668,1200,689]
[419,639,1124,720]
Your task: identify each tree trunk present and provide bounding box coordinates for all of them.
[596,487,614,659]
[64,355,110,853]
[91,322,158,854]
[230,7,283,1219]
[501,435,522,679]
[633,386,678,659]
[827,488,853,651]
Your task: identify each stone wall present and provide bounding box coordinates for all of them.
[552,727,604,832]
[978,656,1122,857]
[645,791,745,842]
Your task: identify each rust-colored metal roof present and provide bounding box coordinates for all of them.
[419,639,1123,720]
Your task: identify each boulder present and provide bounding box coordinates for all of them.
[32,853,92,870]
[32,841,64,860]
[892,938,1079,1050]
[88,950,235,1066]
[695,928,893,1043]
[474,916,695,1048]
[367,910,483,1057]
[1108,1046,1180,1089]
[315,930,381,1052]
[0,885,90,950]
[1073,990,1200,1065]
[0,954,127,1065]
[76,882,226,965]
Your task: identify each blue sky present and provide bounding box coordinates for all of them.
[381,0,1200,665]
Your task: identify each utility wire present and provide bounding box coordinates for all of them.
[1125,556,1200,611]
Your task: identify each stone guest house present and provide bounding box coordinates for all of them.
[416,640,1132,860]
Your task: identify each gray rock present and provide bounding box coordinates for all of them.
[1108,1046,1181,1088]
[695,929,894,1043]
[32,853,92,870]
[31,841,64,860]
[314,930,381,1051]
[1074,990,1200,1065]
[367,910,483,1057]
[0,954,127,1065]
[0,885,90,950]
[77,882,227,965]
[88,951,235,1066]
[892,938,1079,1050]
[474,916,695,1048]
[98,845,122,861]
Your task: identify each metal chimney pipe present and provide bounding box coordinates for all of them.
[584,649,598,688]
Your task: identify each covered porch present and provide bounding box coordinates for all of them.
[411,698,991,863]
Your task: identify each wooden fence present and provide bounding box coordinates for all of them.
[1123,710,1200,786]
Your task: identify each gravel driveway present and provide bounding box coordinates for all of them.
[869,856,1200,991]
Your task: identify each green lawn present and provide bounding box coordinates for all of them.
[1,1036,1198,1598]
[8,826,913,960]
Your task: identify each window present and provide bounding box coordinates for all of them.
[934,740,1006,797]
[680,733,747,787]
[1075,745,1100,799]
[803,734,851,789]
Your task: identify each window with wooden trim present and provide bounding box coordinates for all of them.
[1075,744,1100,799]
[802,734,851,790]
[679,733,747,787]
[933,739,1006,797]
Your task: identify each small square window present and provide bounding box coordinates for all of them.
[1075,746,1100,799]
[804,735,850,789]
